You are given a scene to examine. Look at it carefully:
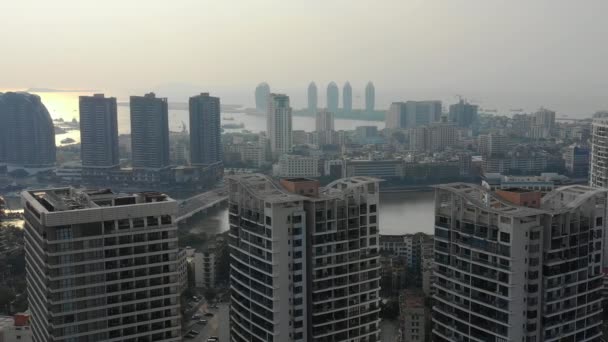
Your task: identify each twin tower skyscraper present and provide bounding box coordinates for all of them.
[308,81,375,114]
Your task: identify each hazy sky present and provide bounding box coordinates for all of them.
[3,0,608,113]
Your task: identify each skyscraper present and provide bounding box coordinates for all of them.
[315,109,335,145]
[189,93,222,166]
[386,101,442,129]
[590,112,608,187]
[228,175,381,342]
[307,82,317,114]
[326,82,339,114]
[79,94,119,168]
[266,93,292,158]
[0,92,56,168]
[23,187,182,342]
[531,107,556,139]
[365,81,375,113]
[432,184,606,342]
[343,81,352,113]
[315,109,335,132]
[130,93,170,169]
[448,99,478,128]
[255,82,270,112]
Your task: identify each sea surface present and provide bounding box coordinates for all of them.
[183,190,436,236]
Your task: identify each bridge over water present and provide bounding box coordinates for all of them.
[175,186,228,223]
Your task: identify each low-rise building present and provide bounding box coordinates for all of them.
[0,313,32,342]
[193,246,217,289]
[400,291,428,342]
[482,172,569,193]
[275,154,320,178]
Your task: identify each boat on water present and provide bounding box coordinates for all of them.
[61,137,76,144]
[223,117,235,121]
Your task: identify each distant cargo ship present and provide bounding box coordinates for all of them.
[61,137,76,144]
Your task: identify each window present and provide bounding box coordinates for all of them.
[370,204,377,213]
[500,232,510,243]
[597,217,603,227]
[56,227,73,240]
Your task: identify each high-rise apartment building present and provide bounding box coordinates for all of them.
[343,82,352,113]
[448,99,478,128]
[0,92,56,168]
[316,109,335,132]
[79,94,119,169]
[534,108,556,131]
[255,83,271,112]
[478,133,508,157]
[267,93,293,159]
[228,175,381,342]
[564,144,590,178]
[386,101,442,130]
[327,82,339,114]
[23,188,182,342]
[189,93,222,166]
[409,124,456,153]
[591,112,608,188]
[432,184,606,342]
[307,82,317,114]
[365,82,375,113]
[130,93,170,169]
[315,109,335,146]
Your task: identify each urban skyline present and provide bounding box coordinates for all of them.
[2,1,608,342]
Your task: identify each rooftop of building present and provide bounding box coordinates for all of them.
[541,185,607,212]
[23,187,174,212]
[227,173,308,203]
[434,183,546,217]
[400,290,426,309]
[228,173,380,203]
[0,315,15,329]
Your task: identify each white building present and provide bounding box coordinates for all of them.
[177,248,188,293]
[193,248,216,289]
[240,142,265,168]
[267,93,293,159]
[433,184,606,342]
[591,112,608,188]
[315,109,336,145]
[0,313,32,342]
[228,175,381,341]
[275,154,320,178]
[22,188,182,342]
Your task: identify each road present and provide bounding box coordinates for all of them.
[183,301,230,342]
[176,187,228,222]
